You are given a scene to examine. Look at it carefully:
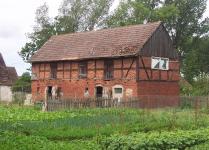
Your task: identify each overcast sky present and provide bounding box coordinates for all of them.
[0,0,208,75]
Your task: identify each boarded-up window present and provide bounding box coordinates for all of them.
[79,62,87,78]
[50,63,57,79]
[104,60,114,80]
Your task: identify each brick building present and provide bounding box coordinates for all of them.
[30,22,179,101]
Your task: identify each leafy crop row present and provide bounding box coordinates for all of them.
[0,131,100,150]
[102,128,209,150]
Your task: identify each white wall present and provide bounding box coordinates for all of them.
[0,86,12,102]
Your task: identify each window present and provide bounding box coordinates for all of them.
[79,62,87,78]
[112,85,123,101]
[50,63,57,79]
[151,57,169,70]
[114,88,122,94]
[104,60,113,80]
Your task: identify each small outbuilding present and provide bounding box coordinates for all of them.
[0,53,18,102]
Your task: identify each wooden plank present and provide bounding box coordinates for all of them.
[63,62,64,79]
[94,60,96,78]
[167,70,169,81]
[44,63,46,79]
[38,63,41,79]
[159,70,161,80]
[70,62,72,80]
[136,56,139,81]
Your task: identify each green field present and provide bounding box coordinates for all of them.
[1,106,209,149]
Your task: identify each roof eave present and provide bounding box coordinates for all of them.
[30,54,139,63]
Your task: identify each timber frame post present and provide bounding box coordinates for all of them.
[139,55,150,80]
[125,57,135,79]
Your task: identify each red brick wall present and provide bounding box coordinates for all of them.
[138,81,180,96]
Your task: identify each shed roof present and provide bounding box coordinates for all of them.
[30,21,162,62]
[0,53,18,86]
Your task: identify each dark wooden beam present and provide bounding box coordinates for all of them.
[125,58,135,78]
[94,60,97,79]
[159,70,161,80]
[63,63,64,79]
[44,63,46,79]
[70,62,72,80]
[121,58,124,79]
[136,56,139,81]
[167,70,169,81]
[38,63,41,79]
[139,56,150,80]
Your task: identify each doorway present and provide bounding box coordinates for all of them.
[96,86,103,98]
[47,86,52,100]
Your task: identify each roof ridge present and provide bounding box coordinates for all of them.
[51,21,162,38]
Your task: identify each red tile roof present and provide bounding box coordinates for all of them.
[0,53,18,86]
[30,21,162,62]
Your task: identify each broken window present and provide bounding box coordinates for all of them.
[50,63,57,79]
[151,57,169,70]
[79,62,87,78]
[104,60,114,80]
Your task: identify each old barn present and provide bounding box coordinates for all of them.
[30,22,180,103]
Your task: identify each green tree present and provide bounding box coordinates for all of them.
[163,0,208,50]
[12,72,31,93]
[183,36,209,82]
[192,75,209,96]
[58,0,113,31]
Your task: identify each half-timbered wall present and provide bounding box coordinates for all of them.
[137,56,180,96]
[32,57,139,101]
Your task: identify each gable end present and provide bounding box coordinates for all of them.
[140,24,178,59]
